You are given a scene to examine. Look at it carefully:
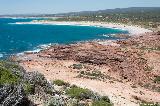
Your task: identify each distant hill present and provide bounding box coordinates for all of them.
[1,7,160,17]
[54,7,160,28]
[55,7,160,16]
[1,7,160,28]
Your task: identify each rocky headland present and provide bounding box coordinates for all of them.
[11,32,160,106]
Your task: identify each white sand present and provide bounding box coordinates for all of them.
[15,21,152,35]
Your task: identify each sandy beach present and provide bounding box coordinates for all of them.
[15,21,152,35]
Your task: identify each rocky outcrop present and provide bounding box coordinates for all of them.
[36,32,160,90]
[38,43,148,83]
[117,32,160,49]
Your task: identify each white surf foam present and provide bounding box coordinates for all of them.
[0,53,3,58]
[16,43,57,56]
[38,43,52,49]
[101,34,110,37]
[6,17,44,19]
[24,48,42,53]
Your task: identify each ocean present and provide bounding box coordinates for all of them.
[0,18,128,58]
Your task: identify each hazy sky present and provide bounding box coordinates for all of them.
[0,0,160,15]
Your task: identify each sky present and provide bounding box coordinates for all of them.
[0,0,160,15]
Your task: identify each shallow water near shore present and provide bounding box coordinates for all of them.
[0,18,128,58]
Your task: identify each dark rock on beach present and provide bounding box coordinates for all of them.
[35,32,160,91]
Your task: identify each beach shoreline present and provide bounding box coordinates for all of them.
[14,21,153,35]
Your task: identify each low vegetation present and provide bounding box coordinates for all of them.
[0,67,20,85]
[48,80,112,106]
[77,70,116,83]
[72,64,83,70]
[66,85,92,99]
[53,79,69,86]
[0,61,54,106]
[91,96,112,106]
[0,61,112,106]
[23,82,35,94]
[154,76,160,84]
[78,70,106,80]
[132,95,160,106]
[140,103,160,106]
[45,97,65,106]
[140,47,160,51]
[92,100,112,106]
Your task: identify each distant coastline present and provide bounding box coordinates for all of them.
[1,18,128,58]
[1,18,153,59]
[14,21,153,35]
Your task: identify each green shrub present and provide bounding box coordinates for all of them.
[53,79,69,86]
[79,70,105,80]
[0,61,22,80]
[101,96,110,103]
[154,76,160,84]
[140,103,160,106]
[92,100,112,106]
[45,96,65,106]
[81,70,103,78]
[66,86,92,100]
[156,46,160,51]
[24,82,34,94]
[72,64,83,70]
[0,67,19,85]
[0,61,21,70]
[90,70,102,77]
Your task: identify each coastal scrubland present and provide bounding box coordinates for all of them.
[0,61,113,106]
[13,32,160,106]
[1,7,160,106]
[1,29,160,106]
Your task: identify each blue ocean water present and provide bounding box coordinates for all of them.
[0,18,128,58]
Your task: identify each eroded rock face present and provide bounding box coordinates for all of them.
[38,43,147,83]
[36,32,160,89]
[117,32,160,49]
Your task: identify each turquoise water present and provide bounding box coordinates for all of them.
[0,18,128,58]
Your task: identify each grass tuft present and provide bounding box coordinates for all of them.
[24,82,35,94]
[92,100,112,106]
[154,76,160,84]
[66,86,92,100]
[72,64,83,70]
[53,79,69,86]
[140,103,160,106]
